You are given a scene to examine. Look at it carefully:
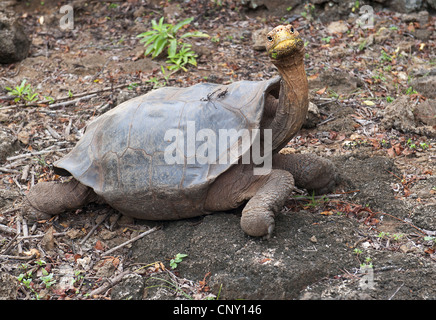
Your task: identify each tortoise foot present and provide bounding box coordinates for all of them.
[240,209,275,238]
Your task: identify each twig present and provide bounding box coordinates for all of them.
[16,219,22,254]
[17,232,68,240]
[388,282,405,300]
[45,124,62,139]
[0,208,21,215]
[21,165,30,182]
[109,213,122,231]
[6,147,71,161]
[88,271,131,297]
[47,93,97,109]
[0,167,20,174]
[1,233,19,255]
[0,83,133,110]
[0,253,36,260]
[317,116,336,127]
[80,212,111,244]
[22,218,29,246]
[101,226,160,256]
[290,191,360,201]
[0,224,17,235]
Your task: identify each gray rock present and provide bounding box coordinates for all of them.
[389,0,423,13]
[411,75,436,99]
[0,272,19,300]
[0,129,19,163]
[426,0,436,10]
[413,99,436,126]
[111,273,145,300]
[381,95,436,137]
[0,12,30,64]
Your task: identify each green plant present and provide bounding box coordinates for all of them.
[405,86,417,95]
[321,36,333,44]
[301,3,315,19]
[424,236,436,243]
[5,79,39,103]
[358,40,367,51]
[406,138,416,149]
[327,89,339,99]
[419,142,429,150]
[380,49,393,62]
[17,270,40,300]
[361,256,373,269]
[377,231,390,239]
[137,17,208,59]
[166,43,198,72]
[353,248,363,255]
[170,253,188,269]
[146,276,193,299]
[40,269,56,289]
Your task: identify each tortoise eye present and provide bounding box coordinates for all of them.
[290,27,294,33]
[267,35,273,41]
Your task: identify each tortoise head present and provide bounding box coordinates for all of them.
[266,24,304,61]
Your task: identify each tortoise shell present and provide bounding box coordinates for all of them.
[54,77,280,219]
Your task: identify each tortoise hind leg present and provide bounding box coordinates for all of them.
[273,153,338,195]
[24,179,99,220]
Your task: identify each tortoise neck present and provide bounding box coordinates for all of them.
[270,50,308,151]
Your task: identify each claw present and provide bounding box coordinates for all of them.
[21,199,51,225]
[262,224,275,240]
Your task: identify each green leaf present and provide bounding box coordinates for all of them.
[141,34,160,47]
[173,17,193,33]
[144,44,155,56]
[180,31,209,38]
[168,39,178,57]
[153,37,168,58]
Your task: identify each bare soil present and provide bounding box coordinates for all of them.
[0,0,435,300]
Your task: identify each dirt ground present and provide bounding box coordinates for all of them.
[0,0,435,300]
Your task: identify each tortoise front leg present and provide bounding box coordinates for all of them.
[273,153,338,195]
[239,169,294,237]
[205,165,294,238]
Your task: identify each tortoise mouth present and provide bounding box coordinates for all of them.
[268,37,304,60]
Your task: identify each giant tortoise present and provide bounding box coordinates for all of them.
[25,24,338,237]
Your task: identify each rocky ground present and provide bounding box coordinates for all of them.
[0,0,435,300]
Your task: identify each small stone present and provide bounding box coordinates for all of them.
[327,21,348,34]
[252,28,269,51]
[310,235,318,243]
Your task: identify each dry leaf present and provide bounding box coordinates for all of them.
[320,211,334,216]
[363,100,375,106]
[94,240,104,251]
[24,248,41,259]
[424,248,435,254]
[111,257,120,268]
[316,86,327,95]
[308,73,319,80]
[40,226,55,251]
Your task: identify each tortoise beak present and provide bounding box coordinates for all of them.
[267,25,303,60]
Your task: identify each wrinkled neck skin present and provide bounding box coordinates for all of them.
[270,48,308,151]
